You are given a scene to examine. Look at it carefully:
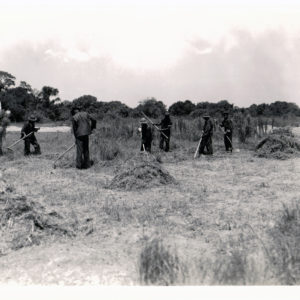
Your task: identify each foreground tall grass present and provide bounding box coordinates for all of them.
[139,237,186,285]
[138,201,300,285]
[268,201,300,284]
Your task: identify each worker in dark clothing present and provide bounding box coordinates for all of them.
[71,107,96,169]
[139,118,153,152]
[199,114,214,155]
[220,111,233,152]
[156,111,172,152]
[0,110,11,156]
[21,115,41,156]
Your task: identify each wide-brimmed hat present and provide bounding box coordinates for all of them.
[202,114,210,118]
[140,117,147,124]
[223,111,229,115]
[28,114,37,122]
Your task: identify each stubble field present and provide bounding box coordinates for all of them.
[0,126,299,285]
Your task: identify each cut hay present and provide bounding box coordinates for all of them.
[255,128,300,160]
[0,177,93,255]
[107,153,176,190]
[0,194,76,255]
[54,154,76,169]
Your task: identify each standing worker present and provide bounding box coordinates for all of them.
[139,118,153,153]
[156,111,172,152]
[220,111,233,152]
[21,114,41,156]
[0,110,11,156]
[199,114,214,156]
[71,106,96,169]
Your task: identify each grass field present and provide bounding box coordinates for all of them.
[0,127,299,285]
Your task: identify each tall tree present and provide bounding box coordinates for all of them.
[134,97,166,118]
[39,86,60,108]
[0,71,16,91]
[169,100,196,116]
[19,81,32,93]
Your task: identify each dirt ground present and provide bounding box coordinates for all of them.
[0,130,299,285]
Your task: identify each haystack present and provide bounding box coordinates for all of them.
[107,153,176,190]
[255,128,300,160]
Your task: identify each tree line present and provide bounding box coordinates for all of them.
[1,70,300,122]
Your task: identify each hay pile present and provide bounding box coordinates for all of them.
[255,128,300,160]
[107,153,176,190]
[0,177,79,255]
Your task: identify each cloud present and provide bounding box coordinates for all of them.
[0,30,300,108]
[163,29,300,106]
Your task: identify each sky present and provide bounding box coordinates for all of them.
[1,0,300,107]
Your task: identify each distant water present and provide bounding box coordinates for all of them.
[7,126,71,133]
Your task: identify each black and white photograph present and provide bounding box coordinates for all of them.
[0,0,300,298]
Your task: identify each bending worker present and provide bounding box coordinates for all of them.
[199,114,214,156]
[156,111,172,152]
[139,118,153,153]
[220,111,233,152]
[21,114,41,156]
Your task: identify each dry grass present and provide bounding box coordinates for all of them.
[0,126,298,284]
[139,237,186,285]
[255,128,300,160]
[0,176,95,256]
[267,201,300,284]
[107,154,176,190]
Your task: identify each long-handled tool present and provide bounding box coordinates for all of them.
[53,143,75,169]
[6,132,34,151]
[141,112,169,140]
[194,134,203,159]
[218,125,239,152]
[141,144,150,158]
